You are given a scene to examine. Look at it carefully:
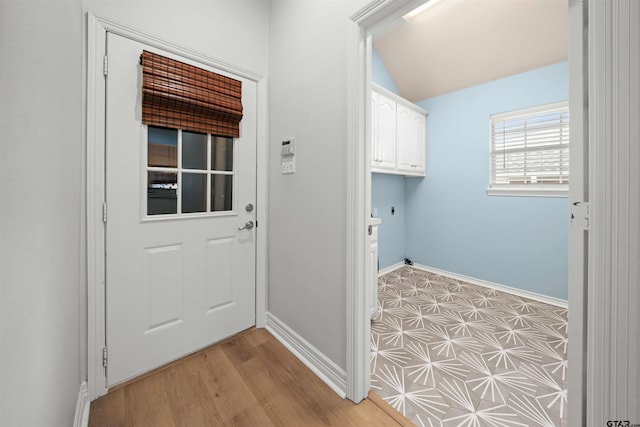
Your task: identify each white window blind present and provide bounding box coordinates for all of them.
[489,101,569,197]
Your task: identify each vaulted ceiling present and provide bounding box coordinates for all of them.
[374,0,568,102]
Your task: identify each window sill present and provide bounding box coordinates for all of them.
[486,185,569,198]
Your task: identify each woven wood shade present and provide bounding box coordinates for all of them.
[141,50,243,138]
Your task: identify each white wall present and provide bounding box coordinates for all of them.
[268,0,367,369]
[83,0,269,77]
[1,1,269,425]
[0,1,83,426]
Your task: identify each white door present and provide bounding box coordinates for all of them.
[105,33,257,386]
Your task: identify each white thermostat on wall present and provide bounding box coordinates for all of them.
[281,138,295,156]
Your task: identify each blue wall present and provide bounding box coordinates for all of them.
[372,48,399,94]
[407,62,569,299]
[371,48,406,269]
[372,173,406,268]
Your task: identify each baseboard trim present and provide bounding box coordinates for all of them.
[410,263,568,308]
[265,312,347,398]
[377,262,405,277]
[73,381,90,427]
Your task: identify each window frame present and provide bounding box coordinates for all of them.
[144,126,236,220]
[487,101,569,198]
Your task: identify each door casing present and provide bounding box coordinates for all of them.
[86,13,269,400]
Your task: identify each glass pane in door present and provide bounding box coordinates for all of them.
[210,175,233,212]
[211,137,234,171]
[148,171,177,215]
[182,173,207,213]
[148,126,177,168]
[182,131,207,170]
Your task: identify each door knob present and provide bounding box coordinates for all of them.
[238,220,254,230]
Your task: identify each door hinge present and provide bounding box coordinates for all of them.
[570,201,589,230]
[103,55,108,76]
[102,202,107,223]
[102,347,108,368]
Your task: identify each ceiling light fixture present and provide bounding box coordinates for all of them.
[403,0,446,21]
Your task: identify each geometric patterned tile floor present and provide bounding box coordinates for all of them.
[371,266,568,427]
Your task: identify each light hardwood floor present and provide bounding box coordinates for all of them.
[89,328,412,427]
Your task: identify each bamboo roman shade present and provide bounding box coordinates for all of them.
[141,50,243,138]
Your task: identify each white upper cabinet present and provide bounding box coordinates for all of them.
[371,84,428,177]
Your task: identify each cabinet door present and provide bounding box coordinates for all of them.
[375,93,396,170]
[412,112,426,174]
[397,104,426,176]
[396,104,415,172]
[370,91,378,166]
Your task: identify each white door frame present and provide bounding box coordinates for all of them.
[345,1,590,416]
[346,0,439,402]
[585,1,640,423]
[86,13,269,400]
[566,0,588,424]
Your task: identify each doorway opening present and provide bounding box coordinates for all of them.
[346,0,587,425]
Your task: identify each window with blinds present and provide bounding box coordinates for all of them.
[488,101,569,197]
